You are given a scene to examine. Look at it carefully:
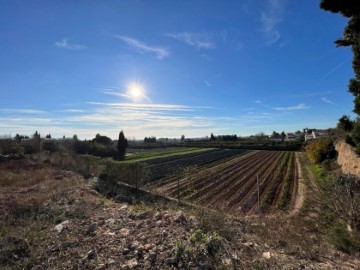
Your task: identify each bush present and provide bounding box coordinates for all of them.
[345,135,355,146]
[42,141,58,153]
[91,143,117,158]
[0,138,15,155]
[23,144,36,154]
[327,222,360,254]
[356,143,360,156]
[351,122,360,144]
[305,139,333,164]
[324,174,360,231]
[0,138,25,155]
[73,140,92,154]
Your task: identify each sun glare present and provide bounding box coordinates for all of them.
[127,82,144,100]
[130,86,142,98]
[125,81,152,103]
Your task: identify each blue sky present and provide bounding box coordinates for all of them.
[0,0,355,139]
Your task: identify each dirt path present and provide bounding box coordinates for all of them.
[288,152,306,216]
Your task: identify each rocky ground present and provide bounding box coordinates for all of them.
[0,156,359,269]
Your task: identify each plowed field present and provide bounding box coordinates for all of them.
[148,150,297,215]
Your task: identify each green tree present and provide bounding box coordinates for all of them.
[337,115,354,131]
[117,130,128,157]
[33,130,41,152]
[92,133,112,146]
[320,1,360,115]
[271,131,281,138]
[281,131,286,141]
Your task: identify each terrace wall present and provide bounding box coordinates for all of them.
[335,140,360,178]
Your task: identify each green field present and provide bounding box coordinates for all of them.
[122,147,214,163]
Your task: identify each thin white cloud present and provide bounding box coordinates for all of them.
[56,109,86,113]
[102,91,132,99]
[273,103,309,111]
[323,60,348,79]
[102,89,153,103]
[87,102,213,111]
[204,80,212,87]
[55,38,87,50]
[321,97,335,104]
[166,32,216,49]
[260,0,284,46]
[0,108,45,114]
[255,100,262,104]
[114,35,169,60]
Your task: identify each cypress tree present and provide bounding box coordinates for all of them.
[117,130,128,157]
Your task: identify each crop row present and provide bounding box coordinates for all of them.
[260,152,290,211]
[145,148,247,182]
[151,151,259,192]
[144,148,220,166]
[148,150,297,215]
[276,153,295,210]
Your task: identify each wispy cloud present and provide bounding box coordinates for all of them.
[255,100,262,104]
[101,88,152,103]
[101,91,132,99]
[323,60,348,79]
[55,38,87,50]
[87,102,213,111]
[0,101,309,139]
[0,108,45,114]
[321,97,335,104]
[204,80,212,87]
[273,103,309,111]
[260,0,284,46]
[166,32,216,49]
[56,109,86,113]
[114,35,169,60]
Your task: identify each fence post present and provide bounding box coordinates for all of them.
[177,177,180,203]
[257,174,260,215]
[135,163,138,197]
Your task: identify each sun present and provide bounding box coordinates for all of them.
[125,81,152,103]
[127,82,146,101]
[130,85,142,98]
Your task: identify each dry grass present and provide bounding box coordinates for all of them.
[0,157,103,268]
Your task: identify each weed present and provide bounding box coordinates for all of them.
[325,220,360,254]
[195,208,241,241]
[131,202,151,213]
[175,240,185,261]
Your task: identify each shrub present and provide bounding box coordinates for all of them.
[23,144,36,154]
[0,137,15,154]
[327,222,360,254]
[73,140,92,154]
[351,122,360,144]
[345,135,355,146]
[324,174,360,232]
[91,143,117,158]
[356,143,360,156]
[42,140,58,153]
[0,138,25,155]
[305,139,333,164]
